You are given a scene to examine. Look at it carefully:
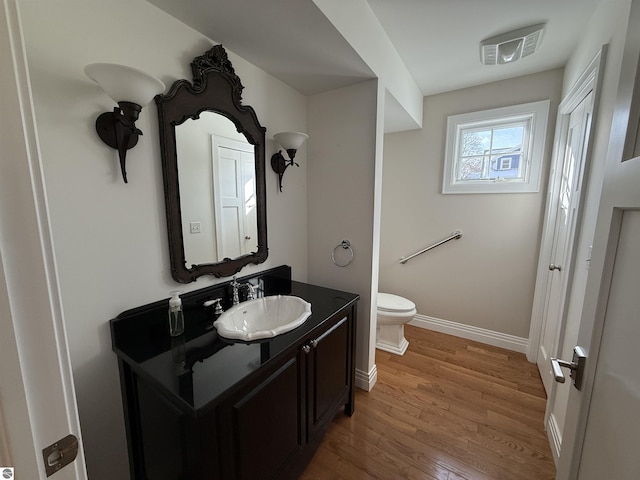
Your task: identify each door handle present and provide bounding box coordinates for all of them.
[549,263,562,271]
[551,346,587,390]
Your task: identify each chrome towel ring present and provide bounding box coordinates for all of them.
[332,240,354,267]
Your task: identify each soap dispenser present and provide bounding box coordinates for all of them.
[168,290,184,336]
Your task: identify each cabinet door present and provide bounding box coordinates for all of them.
[136,379,189,480]
[120,360,210,480]
[225,350,305,480]
[307,315,351,438]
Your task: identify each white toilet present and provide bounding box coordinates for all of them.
[375,293,416,356]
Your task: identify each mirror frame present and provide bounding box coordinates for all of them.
[155,45,268,283]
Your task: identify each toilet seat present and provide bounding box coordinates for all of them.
[377,293,416,313]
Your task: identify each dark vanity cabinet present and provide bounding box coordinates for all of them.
[307,315,354,434]
[218,348,304,480]
[111,268,358,480]
[219,312,353,480]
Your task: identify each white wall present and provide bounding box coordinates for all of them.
[307,79,380,388]
[18,1,308,478]
[546,0,632,458]
[379,69,564,340]
[312,0,423,132]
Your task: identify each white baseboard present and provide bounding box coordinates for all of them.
[546,412,562,464]
[409,314,529,354]
[355,364,377,392]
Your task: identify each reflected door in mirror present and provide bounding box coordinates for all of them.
[213,137,257,260]
[176,112,257,266]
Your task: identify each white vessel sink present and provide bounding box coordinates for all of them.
[213,295,312,341]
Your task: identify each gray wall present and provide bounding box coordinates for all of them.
[307,79,381,386]
[379,69,564,339]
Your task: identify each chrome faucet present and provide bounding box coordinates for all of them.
[231,276,241,305]
[231,277,259,305]
[244,283,257,300]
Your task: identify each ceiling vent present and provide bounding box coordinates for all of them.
[480,24,545,65]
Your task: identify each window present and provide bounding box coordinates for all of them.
[442,100,550,194]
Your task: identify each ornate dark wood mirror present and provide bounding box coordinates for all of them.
[156,45,268,283]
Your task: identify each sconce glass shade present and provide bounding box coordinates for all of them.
[273,132,309,151]
[84,63,165,106]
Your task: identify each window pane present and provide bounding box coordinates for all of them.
[460,130,489,156]
[492,125,525,150]
[458,156,486,179]
[488,152,523,179]
[456,122,528,182]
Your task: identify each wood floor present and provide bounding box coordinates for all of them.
[301,325,556,480]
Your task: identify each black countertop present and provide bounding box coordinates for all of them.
[111,267,359,417]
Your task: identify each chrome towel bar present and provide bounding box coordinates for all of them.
[399,230,463,264]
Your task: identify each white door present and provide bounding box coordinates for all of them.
[241,153,258,254]
[212,137,255,259]
[557,2,640,478]
[0,1,86,478]
[536,91,594,392]
[215,144,245,259]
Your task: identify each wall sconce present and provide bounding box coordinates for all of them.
[270,132,309,192]
[84,63,165,183]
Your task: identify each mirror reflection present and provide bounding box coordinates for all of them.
[176,112,258,266]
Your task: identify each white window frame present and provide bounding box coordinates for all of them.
[442,100,550,194]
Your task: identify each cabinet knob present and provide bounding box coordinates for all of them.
[310,339,318,349]
[302,345,311,354]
